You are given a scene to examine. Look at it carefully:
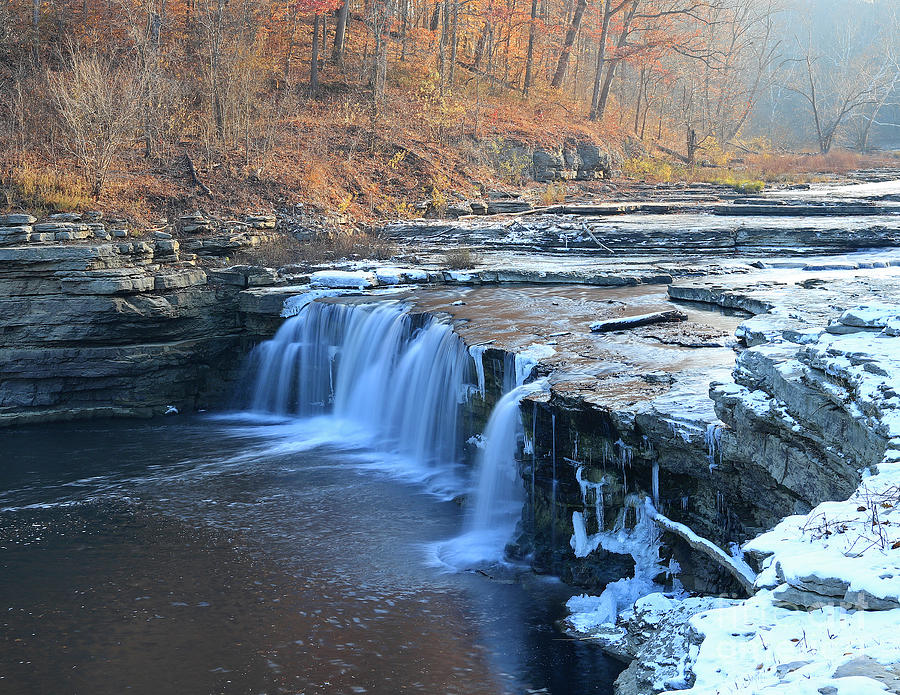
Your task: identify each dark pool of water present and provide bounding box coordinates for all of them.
[0,416,622,695]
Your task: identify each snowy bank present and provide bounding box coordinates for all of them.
[566,304,900,695]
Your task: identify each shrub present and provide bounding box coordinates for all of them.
[541,181,567,204]
[444,247,478,268]
[49,49,142,198]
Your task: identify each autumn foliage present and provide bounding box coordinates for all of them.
[0,0,896,222]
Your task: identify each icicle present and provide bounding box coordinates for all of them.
[551,412,558,557]
[567,495,665,626]
[651,461,659,506]
[575,466,606,534]
[469,344,488,398]
[705,423,723,467]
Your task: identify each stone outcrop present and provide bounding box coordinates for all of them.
[0,239,277,426]
[484,137,622,183]
[532,140,623,182]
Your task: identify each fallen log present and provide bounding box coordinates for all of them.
[184,153,212,196]
[646,502,756,597]
[590,309,687,332]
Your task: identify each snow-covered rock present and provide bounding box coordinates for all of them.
[309,270,377,289]
[373,267,429,285]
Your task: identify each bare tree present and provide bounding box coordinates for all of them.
[782,2,894,154]
[49,49,142,197]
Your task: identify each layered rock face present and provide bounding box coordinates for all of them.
[485,137,622,183]
[0,237,264,425]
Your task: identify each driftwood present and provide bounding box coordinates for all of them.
[649,508,757,597]
[184,153,212,196]
[580,223,615,254]
[590,310,687,333]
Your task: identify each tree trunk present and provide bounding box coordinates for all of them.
[592,0,635,121]
[473,21,490,70]
[439,0,449,90]
[400,0,409,60]
[310,14,321,96]
[686,127,698,164]
[588,3,611,120]
[332,1,349,64]
[550,0,586,89]
[429,2,440,32]
[449,0,458,84]
[32,0,40,65]
[522,0,538,94]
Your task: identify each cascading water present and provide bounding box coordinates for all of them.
[246,297,549,570]
[432,376,548,570]
[245,301,473,469]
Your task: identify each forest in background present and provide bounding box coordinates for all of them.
[0,0,899,224]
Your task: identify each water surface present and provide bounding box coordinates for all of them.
[1,417,621,694]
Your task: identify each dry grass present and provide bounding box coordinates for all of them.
[444,247,479,268]
[0,164,93,213]
[741,150,897,182]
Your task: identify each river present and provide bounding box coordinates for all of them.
[1,416,622,694]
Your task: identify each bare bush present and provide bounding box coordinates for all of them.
[444,247,479,268]
[49,49,142,197]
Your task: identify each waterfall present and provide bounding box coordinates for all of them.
[245,301,473,467]
[247,298,551,570]
[432,378,548,569]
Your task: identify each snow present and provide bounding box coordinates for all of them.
[660,312,900,695]
[309,270,377,289]
[514,343,556,384]
[677,592,900,695]
[646,501,757,594]
[839,304,900,329]
[281,289,352,317]
[373,267,429,285]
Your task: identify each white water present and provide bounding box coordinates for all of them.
[433,379,548,569]
[247,298,550,571]
[247,301,473,469]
